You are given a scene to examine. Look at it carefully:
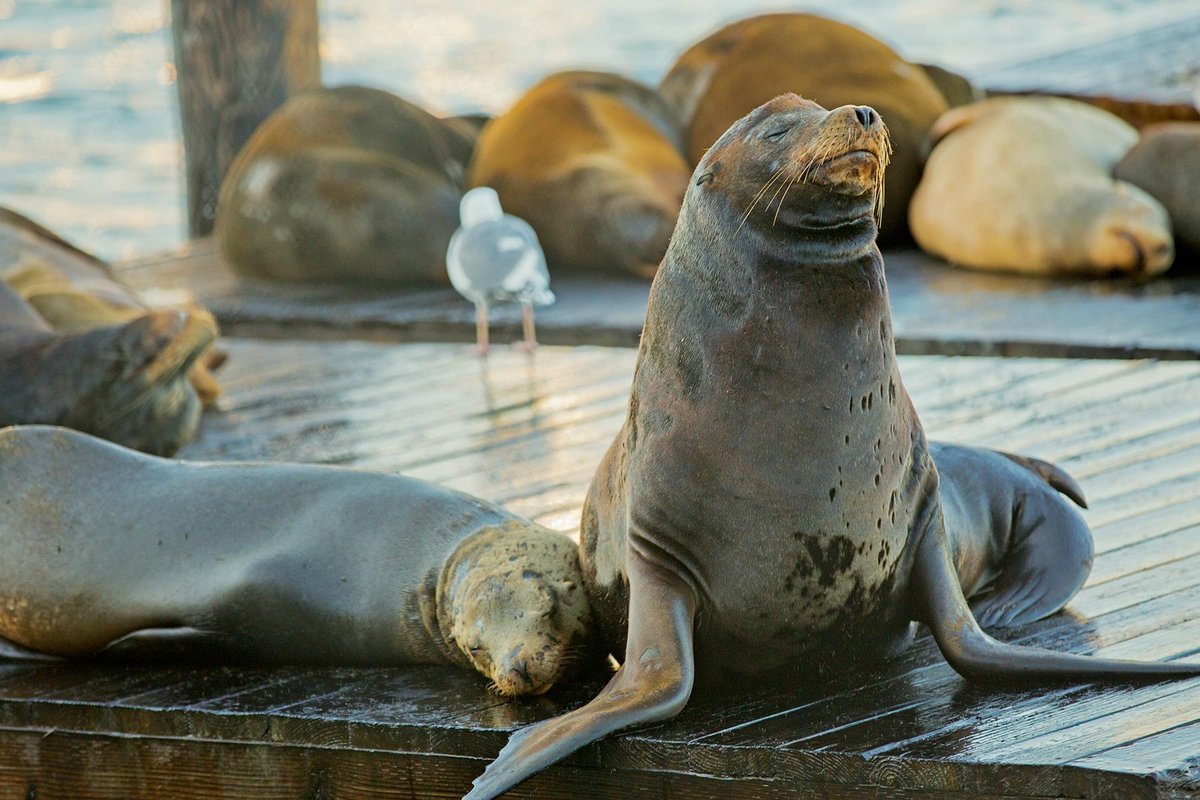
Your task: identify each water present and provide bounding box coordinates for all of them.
[1,0,1194,261]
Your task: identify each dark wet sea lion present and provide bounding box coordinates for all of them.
[0,283,213,456]
[466,94,1200,799]
[467,70,690,278]
[1115,122,1200,258]
[216,85,469,284]
[659,13,948,240]
[0,426,596,697]
[0,207,225,406]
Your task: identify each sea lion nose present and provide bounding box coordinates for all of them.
[854,106,879,130]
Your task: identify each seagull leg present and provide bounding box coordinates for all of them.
[475,301,490,356]
[515,302,538,353]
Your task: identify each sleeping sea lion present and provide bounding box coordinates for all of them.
[0,426,598,697]
[1115,122,1200,259]
[0,207,225,406]
[659,13,948,240]
[909,97,1174,277]
[216,85,471,284]
[467,70,691,278]
[0,284,213,456]
[465,94,1200,799]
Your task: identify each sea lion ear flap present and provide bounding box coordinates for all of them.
[695,162,719,186]
[923,102,987,157]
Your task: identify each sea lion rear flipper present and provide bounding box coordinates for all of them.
[969,473,1094,628]
[0,635,63,662]
[914,511,1200,682]
[465,551,697,800]
[996,451,1087,508]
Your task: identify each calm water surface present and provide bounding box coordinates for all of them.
[0,0,1193,260]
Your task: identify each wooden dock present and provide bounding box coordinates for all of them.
[4,10,1200,799]
[118,238,1200,361]
[2,340,1199,799]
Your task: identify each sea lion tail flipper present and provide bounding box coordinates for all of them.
[996,451,1087,508]
[915,521,1200,683]
[465,554,696,800]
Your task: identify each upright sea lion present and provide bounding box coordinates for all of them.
[467,70,691,278]
[910,97,1175,277]
[659,13,948,240]
[0,426,597,698]
[0,207,225,406]
[1115,122,1200,259]
[216,85,470,284]
[466,95,1200,799]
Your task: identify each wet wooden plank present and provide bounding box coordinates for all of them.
[980,13,1200,111]
[3,339,1200,798]
[117,239,1200,361]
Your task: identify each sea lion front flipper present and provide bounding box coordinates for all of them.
[914,509,1200,682]
[97,627,215,661]
[0,635,63,662]
[464,552,697,800]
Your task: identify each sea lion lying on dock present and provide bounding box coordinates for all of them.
[0,207,225,406]
[216,86,473,284]
[1115,122,1200,260]
[468,70,691,278]
[0,426,597,697]
[658,13,950,241]
[910,97,1174,277]
[465,94,1200,799]
[0,285,214,456]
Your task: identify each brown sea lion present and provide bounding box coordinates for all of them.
[0,284,214,456]
[467,70,691,278]
[658,13,948,240]
[0,207,225,406]
[0,426,598,697]
[910,97,1174,277]
[466,94,1200,799]
[916,63,985,109]
[1115,122,1200,258]
[216,85,471,284]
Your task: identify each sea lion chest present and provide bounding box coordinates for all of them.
[603,254,928,673]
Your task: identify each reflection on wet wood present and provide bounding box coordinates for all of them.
[116,238,1200,360]
[2,339,1199,798]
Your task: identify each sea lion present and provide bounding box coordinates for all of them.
[0,207,225,406]
[916,63,985,109]
[216,85,471,284]
[910,97,1175,277]
[658,13,948,240]
[466,94,1200,799]
[467,70,691,278]
[1115,122,1200,258]
[0,282,213,456]
[0,426,597,697]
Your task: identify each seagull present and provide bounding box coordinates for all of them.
[446,187,554,355]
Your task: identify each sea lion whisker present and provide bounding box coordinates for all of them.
[737,165,789,233]
[772,173,802,226]
[764,164,799,218]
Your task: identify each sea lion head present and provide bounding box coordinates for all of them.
[68,308,217,456]
[1080,181,1174,276]
[443,523,596,697]
[691,93,891,248]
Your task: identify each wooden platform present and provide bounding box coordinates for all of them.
[118,239,1200,361]
[3,339,1200,799]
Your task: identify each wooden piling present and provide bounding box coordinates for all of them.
[171,0,321,238]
